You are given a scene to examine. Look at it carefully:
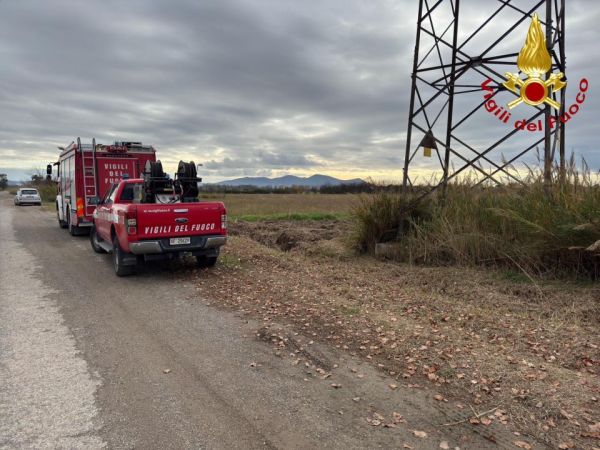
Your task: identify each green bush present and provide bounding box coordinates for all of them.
[35,183,57,203]
[350,191,432,253]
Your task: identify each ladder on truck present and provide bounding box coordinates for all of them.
[80,137,98,216]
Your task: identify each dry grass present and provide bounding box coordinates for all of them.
[351,163,600,279]
[200,193,360,219]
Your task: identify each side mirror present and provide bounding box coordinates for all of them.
[88,196,101,205]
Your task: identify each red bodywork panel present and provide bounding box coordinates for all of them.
[94,179,227,253]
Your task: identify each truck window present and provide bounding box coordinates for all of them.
[120,184,134,201]
[108,186,118,203]
[119,182,143,203]
[103,184,117,204]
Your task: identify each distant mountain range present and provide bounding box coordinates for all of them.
[214,174,365,188]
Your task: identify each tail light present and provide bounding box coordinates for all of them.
[221,212,227,230]
[76,197,84,218]
[126,207,137,235]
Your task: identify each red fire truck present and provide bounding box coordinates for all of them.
[50,138,156,235]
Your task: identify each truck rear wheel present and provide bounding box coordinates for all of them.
[113,236,135,277]
[68,212,80,236]
[90,225,106,254]
[196,255,218,268]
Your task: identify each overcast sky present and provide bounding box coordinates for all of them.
[0,0,597,183]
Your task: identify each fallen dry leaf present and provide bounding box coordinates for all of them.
[560,409,574,420]
[514,441,532,449]
[413,430,428,438]
[389,383,398,390]
[163,368,171,374]
[439,441,450,449]
[582,430,600,440]
[373,412,386,422]
[392,412,405,424]
[433,394,444,401]
[558,442,574,449]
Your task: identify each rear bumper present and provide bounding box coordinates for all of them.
[129,235,227,255]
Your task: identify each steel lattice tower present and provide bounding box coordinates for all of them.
[401,0,567,197]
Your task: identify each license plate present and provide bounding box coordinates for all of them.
[170,237,191,245]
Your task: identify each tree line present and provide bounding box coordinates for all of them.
[198,182,405,194]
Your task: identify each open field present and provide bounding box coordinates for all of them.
[200,193,359,220]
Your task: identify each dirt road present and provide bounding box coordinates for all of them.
[0,193,509,449]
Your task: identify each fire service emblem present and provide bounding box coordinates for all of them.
[503,14,566,110]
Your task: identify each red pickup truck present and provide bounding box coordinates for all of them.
[90,163,227,276]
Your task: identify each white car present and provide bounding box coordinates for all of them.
[14,188,42,206]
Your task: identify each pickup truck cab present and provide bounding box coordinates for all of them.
[90,178,227,276]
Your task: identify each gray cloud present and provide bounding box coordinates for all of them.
[0,0,597,182]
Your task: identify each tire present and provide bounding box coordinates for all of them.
[68,211,80,236]
[90,225,107,254]
[196,255,218,268]
[57,205,68,228]
[113,236,135,277]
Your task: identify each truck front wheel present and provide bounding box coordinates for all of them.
[90,225,106,253]
[113,237,135,277]
[57,203,68,228]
